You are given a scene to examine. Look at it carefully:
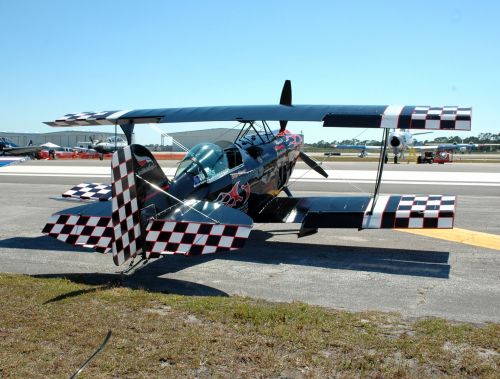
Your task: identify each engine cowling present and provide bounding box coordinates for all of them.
[390,136,401,147]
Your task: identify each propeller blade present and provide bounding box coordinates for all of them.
[299,151,328,178]
[280,80,292,106]
[279,80,292,133]
[283,186,293,197]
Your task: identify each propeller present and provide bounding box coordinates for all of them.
[278,80,328,178]
[299,151,328,178]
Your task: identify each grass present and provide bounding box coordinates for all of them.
[0,274,498,378]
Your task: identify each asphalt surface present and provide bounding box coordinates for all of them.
[0,159,499,323]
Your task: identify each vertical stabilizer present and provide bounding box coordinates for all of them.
[111,146,144,265]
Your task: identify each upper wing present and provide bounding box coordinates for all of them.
[44,105,472,131]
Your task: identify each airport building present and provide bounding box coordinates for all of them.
[1,128,241,151]
[0,131,120,149]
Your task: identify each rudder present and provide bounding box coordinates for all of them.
[111,144,172,265]
[111,146,144,265]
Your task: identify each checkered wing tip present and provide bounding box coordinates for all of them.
[62,183,112,201]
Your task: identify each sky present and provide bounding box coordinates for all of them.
[0,0,499,144]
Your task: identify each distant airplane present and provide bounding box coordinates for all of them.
[333,130,499,163]
[432,142,500,154]
[332,129,432,163]
[77,136,127,159]
[0,137,43,157]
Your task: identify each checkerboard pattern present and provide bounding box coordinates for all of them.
[144,220,252,257]
[42,214,113,253]
[111,147,144,265]
[411,107,471,130]
[53,110,126,126]
[62,183,112,201]
[394,195,455,228]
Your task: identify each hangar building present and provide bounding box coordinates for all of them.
[1,128,241,152]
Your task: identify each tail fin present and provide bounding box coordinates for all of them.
[111,144,172,265]
[129,144,171,209]
[111,147,143,265]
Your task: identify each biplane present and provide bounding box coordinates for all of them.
[42,81,472,268]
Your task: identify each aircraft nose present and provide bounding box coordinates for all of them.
[390,136,401,147]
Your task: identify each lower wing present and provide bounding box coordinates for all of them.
[253,195,455,235]
[3,146,43,156]
[332,144,382,151]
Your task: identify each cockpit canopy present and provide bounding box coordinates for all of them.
[174,143,229,182]
[105,136,125,143]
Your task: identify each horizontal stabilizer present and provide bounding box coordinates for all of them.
[44,105,471,131]
[62,183,111,201]
[42,202,113,253]
[144,199,253,257]
[145,219,252,257]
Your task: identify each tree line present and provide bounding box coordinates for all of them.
[305,132,499,148]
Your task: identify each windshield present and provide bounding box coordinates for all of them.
[174,143,229,181]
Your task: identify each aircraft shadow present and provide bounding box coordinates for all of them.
[236,230,451,278]
[0,236,89,252]
[3,230,450,292]
[33,272,229,300]
[151,230,451,279]
[1,237,228,297]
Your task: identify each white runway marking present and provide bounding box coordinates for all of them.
[1,165,500,186]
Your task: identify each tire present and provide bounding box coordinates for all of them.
[417,156,422,164]
[394,155,398,164]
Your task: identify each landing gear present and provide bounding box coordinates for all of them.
[393,155,398,164]
[99,153,104,161]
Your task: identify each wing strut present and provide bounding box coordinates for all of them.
[119,122,135,145]
[368,128,390,215]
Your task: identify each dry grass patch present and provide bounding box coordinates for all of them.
[0,274,498,378]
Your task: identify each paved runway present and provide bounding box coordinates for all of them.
[0,160,499,323]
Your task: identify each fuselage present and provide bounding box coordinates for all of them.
[141,130,303,221]
[389,130,414,156]
[0,137,41,156]
[93,137,127,154]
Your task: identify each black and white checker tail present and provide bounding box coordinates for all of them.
[110,144,253,265]
[42,214,113,253]
[145,220,252,257]
[111,147,144,265]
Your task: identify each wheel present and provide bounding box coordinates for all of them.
[394,155,398,164]
[417,156,422,164]
[99,154,104,161]
[384,155,388,164]
[429,159,434,164]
